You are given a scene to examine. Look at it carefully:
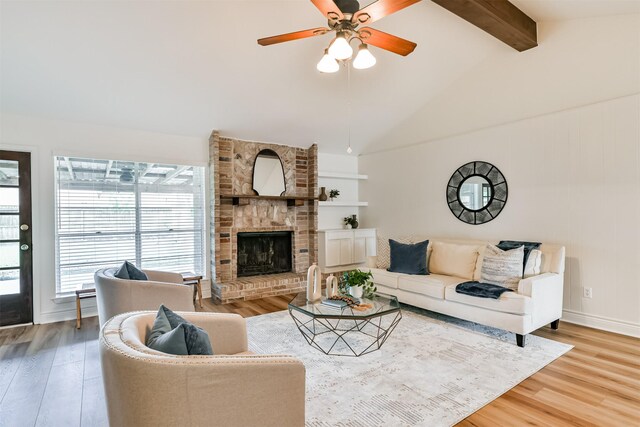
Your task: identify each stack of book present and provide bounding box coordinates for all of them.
[320,299,348,309]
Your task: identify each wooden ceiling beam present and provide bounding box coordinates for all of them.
[431,0,537,52]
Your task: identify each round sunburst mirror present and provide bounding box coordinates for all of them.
[446,161,508,225]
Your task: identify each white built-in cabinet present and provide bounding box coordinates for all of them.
[318,228,376,271]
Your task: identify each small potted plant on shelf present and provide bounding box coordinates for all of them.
[343,214,359,229]
[340,269,376,299]
[329,189,340,201]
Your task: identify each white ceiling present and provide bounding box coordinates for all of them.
[1,0,639,154]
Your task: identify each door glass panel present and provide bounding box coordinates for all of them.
[0,153,32,325]
[0,268,20,296]
[0,160,19,186]
[0,241,20,268]
[0,187,19,213]
[0,214,19,240]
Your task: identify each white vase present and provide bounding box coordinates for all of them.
[325,274,338,298]
[306,264,322,302]
[349,285,363,298]
[344,223,352,229]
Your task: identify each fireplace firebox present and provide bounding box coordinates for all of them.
[237,231,293,277]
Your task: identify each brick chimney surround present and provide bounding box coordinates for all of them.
[210,131,318,303]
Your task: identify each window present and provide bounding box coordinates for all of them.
[54,156,206,294]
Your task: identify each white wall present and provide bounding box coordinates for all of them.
[0,113,209,323]
[317,153,361,230]
[360,94,640,337]
[366,13,640,153]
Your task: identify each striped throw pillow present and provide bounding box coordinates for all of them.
[480,244,524,290]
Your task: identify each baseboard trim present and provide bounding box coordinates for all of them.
[562,309,640,338]
[38,291,213,324]
[39,307,98,324]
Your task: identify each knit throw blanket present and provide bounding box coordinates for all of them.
[456,281,513,299]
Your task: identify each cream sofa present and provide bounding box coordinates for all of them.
[368,238,565,347]
[95,267,194,327]
[100,311,306,427]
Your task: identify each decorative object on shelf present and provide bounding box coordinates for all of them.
[257,0,420,73]
[318,186,328,201]
[344,222,352,229]
[344,214,359,229]
[325,274,339,298]
[329,189,340,201]
[446,161,508,225]
[341,269,376,299]
[306,264,322,302]
[252,149,286,196]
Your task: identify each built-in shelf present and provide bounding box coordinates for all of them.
[318,171,368,180]
[319,201,368,207]
[220,194,316,207]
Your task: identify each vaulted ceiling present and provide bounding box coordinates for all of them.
[1,0,638,154]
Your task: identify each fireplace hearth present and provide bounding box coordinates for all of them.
[237,231,293,277]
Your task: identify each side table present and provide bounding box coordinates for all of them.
[181,272,203,308]
[75,284,96,329]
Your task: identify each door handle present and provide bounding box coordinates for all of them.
[20,224,29,231]
[20,244,29,251]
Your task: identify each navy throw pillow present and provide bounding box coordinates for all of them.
[146,305,213,356]
[387,239,429,275]
[114,261,148,281]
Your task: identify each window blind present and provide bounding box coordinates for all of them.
[54,157,206,294]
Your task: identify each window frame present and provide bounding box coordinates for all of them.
[53,155,208,296]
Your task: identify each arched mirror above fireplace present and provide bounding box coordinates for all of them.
[252,149,286,196]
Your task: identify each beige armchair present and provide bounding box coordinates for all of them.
[95,267,194,327]
[99,311,306,427]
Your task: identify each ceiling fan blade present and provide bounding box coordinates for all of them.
[353,0,421,25]
[258,28,329,46]
[310,0,344,21]
[358,27,417,56]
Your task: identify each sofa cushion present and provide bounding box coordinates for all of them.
[429,242,480,280]
[376,235,413,269]
[398,274,467,300]
[481,244,524,290]
[369,268,400,289]
[524,249,542,277]
[497,240,541,274]
[445,284,532,315]
[388,239,429,275]
[146,305,213,356]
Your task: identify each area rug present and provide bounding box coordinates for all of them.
[246,308,572,427]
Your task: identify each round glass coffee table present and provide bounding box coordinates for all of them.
[288,292,402,357]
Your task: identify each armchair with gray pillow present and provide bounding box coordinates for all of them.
[99,311,305,427]
[95,267,194,327]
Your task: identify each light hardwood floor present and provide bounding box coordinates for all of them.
[0,295,638,426]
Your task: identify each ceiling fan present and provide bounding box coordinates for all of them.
[258,0,420,71]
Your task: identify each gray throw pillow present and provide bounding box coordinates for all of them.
[114,261,148,281]
[146,305,213,356]
[480,244,524,290]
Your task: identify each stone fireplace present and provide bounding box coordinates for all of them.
[210,131,318,302]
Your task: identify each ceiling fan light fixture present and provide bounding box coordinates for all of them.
[317,49,339,73]
[328,32,353,60]
[353,43,376,69]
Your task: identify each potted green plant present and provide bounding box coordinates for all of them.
[329,189,340,201]
[340,269,376,299]
[343,214,359,229]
